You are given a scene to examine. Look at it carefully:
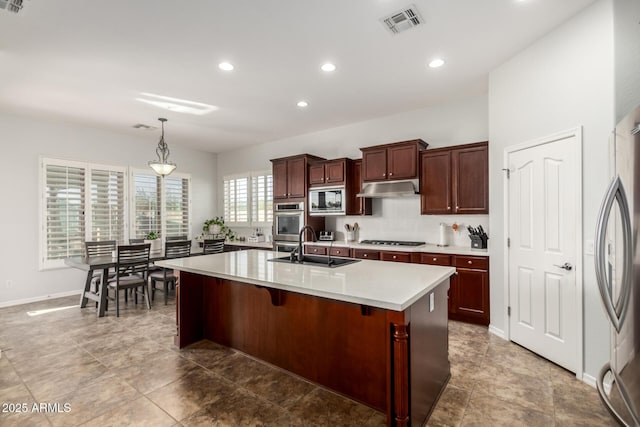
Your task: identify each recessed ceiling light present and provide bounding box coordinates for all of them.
[136,93,218,115]
[218,62,234,71]
[428,58,445,68]
[321,63,336,72]
[297,101,309,108]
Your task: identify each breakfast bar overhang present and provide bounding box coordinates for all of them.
[156,250,455,426]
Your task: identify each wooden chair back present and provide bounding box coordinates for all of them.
[85,240,116,257]
[165,240,192,259]
[115,244,151,278]
[166,235,188,242]
[129,238,144,244]
[203,238,225,255]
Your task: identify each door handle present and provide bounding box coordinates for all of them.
[553,262,573,271]
[594,176,632,333]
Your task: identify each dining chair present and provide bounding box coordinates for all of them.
[202,238,225,254]
[149,240,191,305]
[85,240,116,294]
[166,235,187,242]
[107,244,151,317]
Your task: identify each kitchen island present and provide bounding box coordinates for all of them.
[156,250,455,426]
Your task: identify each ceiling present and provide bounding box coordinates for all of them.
[0,0,597,153]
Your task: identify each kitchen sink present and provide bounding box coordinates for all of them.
[268,255,361,268]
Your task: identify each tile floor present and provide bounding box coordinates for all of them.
[0,294,616,426]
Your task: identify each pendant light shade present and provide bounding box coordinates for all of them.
[148,118,177,176]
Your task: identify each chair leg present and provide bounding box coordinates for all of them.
[143,285,151,310]
[164,280,169,305]
[116,286,120,317]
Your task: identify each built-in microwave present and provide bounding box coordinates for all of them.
[309,186,345,216]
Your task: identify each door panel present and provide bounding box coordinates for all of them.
[272,160,288,199]
[507,134,578,372]
[421,151,452,214]
[387,144,417,180]
[287,158,306,198]
[362,149,387,182]
[452,144,489,214]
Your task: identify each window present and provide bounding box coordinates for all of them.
[41,159,126,269]
[131,170,191,240]
[223,171,272,226]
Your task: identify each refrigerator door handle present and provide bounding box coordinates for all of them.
[594,176,633,333]
[597,363,640,427]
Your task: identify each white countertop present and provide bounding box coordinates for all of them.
[305,241,489,257]
[156,249,455,311]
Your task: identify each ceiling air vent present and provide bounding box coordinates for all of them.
[0,0,27,14]
[381,4,424,35]
[132,123,157,131]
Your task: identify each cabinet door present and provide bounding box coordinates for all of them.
[387,144,418,180]
[421,151,452,214]
[380,251,411,263]
[451,268,489,326]
[362,148,388,182]
[308,164,326,186]
[452,143,488,214]
[272,160,289,200]
[325,160,345,184]
[346,160,372,216]
[287,157,306,198]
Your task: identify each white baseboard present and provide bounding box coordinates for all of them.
[0,290,81,308]
[488,324,506,339]
[582,373,597,389]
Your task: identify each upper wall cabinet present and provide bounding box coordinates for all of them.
[308,158,346,187]
[271,154,325,200]
[360,139,428,182]
[420,141,488,215]
[345,159,372,216]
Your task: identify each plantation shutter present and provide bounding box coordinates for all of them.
[223,176,249,224]
[90,169,125,243]
[165,176,190,238]
[251,173,273,224]
[44,163,86,262]
[133,173,161,239]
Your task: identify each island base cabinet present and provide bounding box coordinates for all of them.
[175,271,450,426]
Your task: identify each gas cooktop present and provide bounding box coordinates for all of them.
[360,240,425,247]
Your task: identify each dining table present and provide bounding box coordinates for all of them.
[65,247,203,317]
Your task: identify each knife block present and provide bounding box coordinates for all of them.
[470,236,487,249]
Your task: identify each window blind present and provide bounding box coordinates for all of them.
[251,173,273,223]
[44,164,86,261]
[133,173,161,239]
[165,176,190,238]
[224,176,249,224]
[90,169,125,243]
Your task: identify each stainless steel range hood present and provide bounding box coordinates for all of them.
[356,180,419,198]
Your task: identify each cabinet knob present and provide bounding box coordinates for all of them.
[456,206,459,209]
[336,250,341,254]
[313,249,318,253]
[393,255,397,259]
[389,172,393,176]
[382,173,386,177]
[364,254,368,257]
[433,257,437,261]
[468,260,473,265]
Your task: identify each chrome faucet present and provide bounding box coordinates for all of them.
[290,225,317,263]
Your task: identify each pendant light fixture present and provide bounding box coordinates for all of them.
[148,118,176,176]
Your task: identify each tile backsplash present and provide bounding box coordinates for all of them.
[325,197,489,248]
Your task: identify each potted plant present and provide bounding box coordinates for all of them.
[202,217,237,241]
[144,231,162,252]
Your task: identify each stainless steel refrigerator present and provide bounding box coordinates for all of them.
[595,105,640,426]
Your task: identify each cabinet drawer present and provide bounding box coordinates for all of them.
[305,245,327,255]
[454,256,488,270]
[352,249,380,260]
[419,253,451,266]
[380,251,412,263]
[329,247,349,257]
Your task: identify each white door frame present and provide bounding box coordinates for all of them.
[503,126,583,379]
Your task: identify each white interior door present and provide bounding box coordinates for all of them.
[506,131,581,373]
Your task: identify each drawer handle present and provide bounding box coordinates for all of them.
[468,260,473,264]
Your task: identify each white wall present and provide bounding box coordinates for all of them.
[0,113,217,305]
[489,0,614,377]
[614,0,640,120]
[217,95,489,241]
